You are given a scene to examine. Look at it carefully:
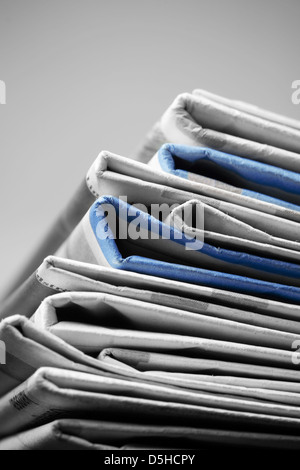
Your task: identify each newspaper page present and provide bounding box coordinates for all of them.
[1,418,300,450]
[2,368,300,439]
[133,92,300,169]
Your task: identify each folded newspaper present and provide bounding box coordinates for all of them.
[31,291,300,375]
[6,146,300,295]
[3,367,300,440]
[53,195,300,302]
[4,256,300,332]
[2,89,300,451]
[3,418,300,451]
[134,92,300,168]
[149,144,300,209]
[98,348,300,403]
[192,89,300,131]
[0,314,124,397]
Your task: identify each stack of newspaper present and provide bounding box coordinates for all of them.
[1,90,300,450]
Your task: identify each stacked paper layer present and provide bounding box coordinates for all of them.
[1,90,300,450]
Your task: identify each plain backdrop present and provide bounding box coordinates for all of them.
[0,0,300,297]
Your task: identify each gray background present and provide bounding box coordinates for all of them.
[0,0,300,296]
